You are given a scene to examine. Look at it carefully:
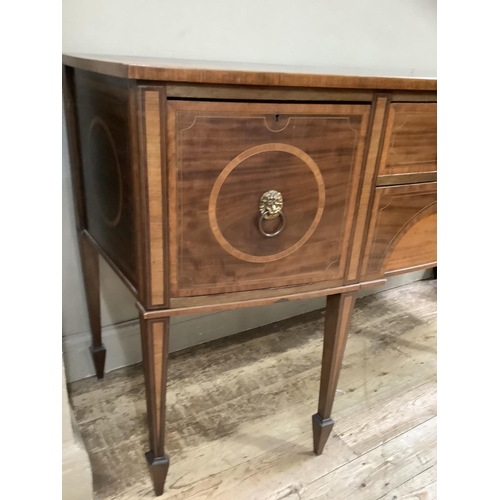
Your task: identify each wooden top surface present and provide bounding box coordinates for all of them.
[62,54,437,91]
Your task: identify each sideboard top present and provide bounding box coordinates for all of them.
[62,54,437,91]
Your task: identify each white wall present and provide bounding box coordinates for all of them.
[62,0,436,382]
[63,0,436,76]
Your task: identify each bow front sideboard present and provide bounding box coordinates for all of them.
[62,54,437,496]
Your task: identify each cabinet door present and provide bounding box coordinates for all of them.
[168,101,370,296]
[361,182,437,280]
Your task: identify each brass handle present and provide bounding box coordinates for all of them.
[259,190,285,237]
[259,190,283,219]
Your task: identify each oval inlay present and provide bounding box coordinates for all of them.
[209,143,325,263]
[87,117,123,227]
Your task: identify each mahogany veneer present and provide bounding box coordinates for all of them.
[63,54,437,496]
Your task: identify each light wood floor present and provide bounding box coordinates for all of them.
[69,280,437,500]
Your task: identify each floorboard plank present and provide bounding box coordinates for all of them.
[301,418,437,500]
[336,381,437,454]
[377,464,437,500]
[68,280,437,500]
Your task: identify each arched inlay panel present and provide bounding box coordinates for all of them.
[169,100,370,296]
[87,116,123,227]
[361,182,437,279]
[384,213,437,272]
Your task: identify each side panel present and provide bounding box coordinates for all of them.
[73,69,138,288]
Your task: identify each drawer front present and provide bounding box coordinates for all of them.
[168,101,370,296]
[361,182,437,280]
[378,103,437,177]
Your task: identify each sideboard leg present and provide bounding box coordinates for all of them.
[80,233,106,379]
[312,291,356,455]
[140,313,170,496]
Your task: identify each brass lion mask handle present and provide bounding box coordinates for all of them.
[258,190,286,237]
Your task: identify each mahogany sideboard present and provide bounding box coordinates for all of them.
[62,54,437,496]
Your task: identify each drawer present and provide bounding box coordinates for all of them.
[378,103,437,177]
[168,100,370,296]
[361,182,437,280]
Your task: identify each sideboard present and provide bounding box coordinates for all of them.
[62,54,437,496]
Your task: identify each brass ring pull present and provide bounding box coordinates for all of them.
[259,210,286,237]
[259,190,285,237]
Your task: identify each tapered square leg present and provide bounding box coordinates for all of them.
[140,313,170,496]
[313,292,356,455]
[80,233,106,379]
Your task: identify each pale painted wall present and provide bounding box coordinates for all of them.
[63,0,436,76]
[62,0,436,382]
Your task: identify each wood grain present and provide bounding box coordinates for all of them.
[79,232,105,379]
[143,90,165,306]
[391,91,437,102]
[72,69,138,287]
[62,65,87,231]
[166,82,374,102]
[140,280,387,320]
[385,213,437,272]
[83,230,138,298]
[140,315,170,494]
[169,100,370,295]
[345,95,389,283]
[385,262,437,278]
[312,292,356,454]
[318,293,356,418]
[379,103,437,176]
[68,280,436,500]
[377,172,437,186]
[128,80,148,306]
[377,465,436,500]
[62,54,437,91]
[151,322,165,440]
[336,382,436,454]
[361,182,437,280]
[302,418,436,500]
[208,143,326,263]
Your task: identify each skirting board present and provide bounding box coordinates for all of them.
[62,269,433,383]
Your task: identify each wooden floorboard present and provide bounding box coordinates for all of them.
[301,418,436,500]
[68,279,437,499]
[377,464,437,500]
